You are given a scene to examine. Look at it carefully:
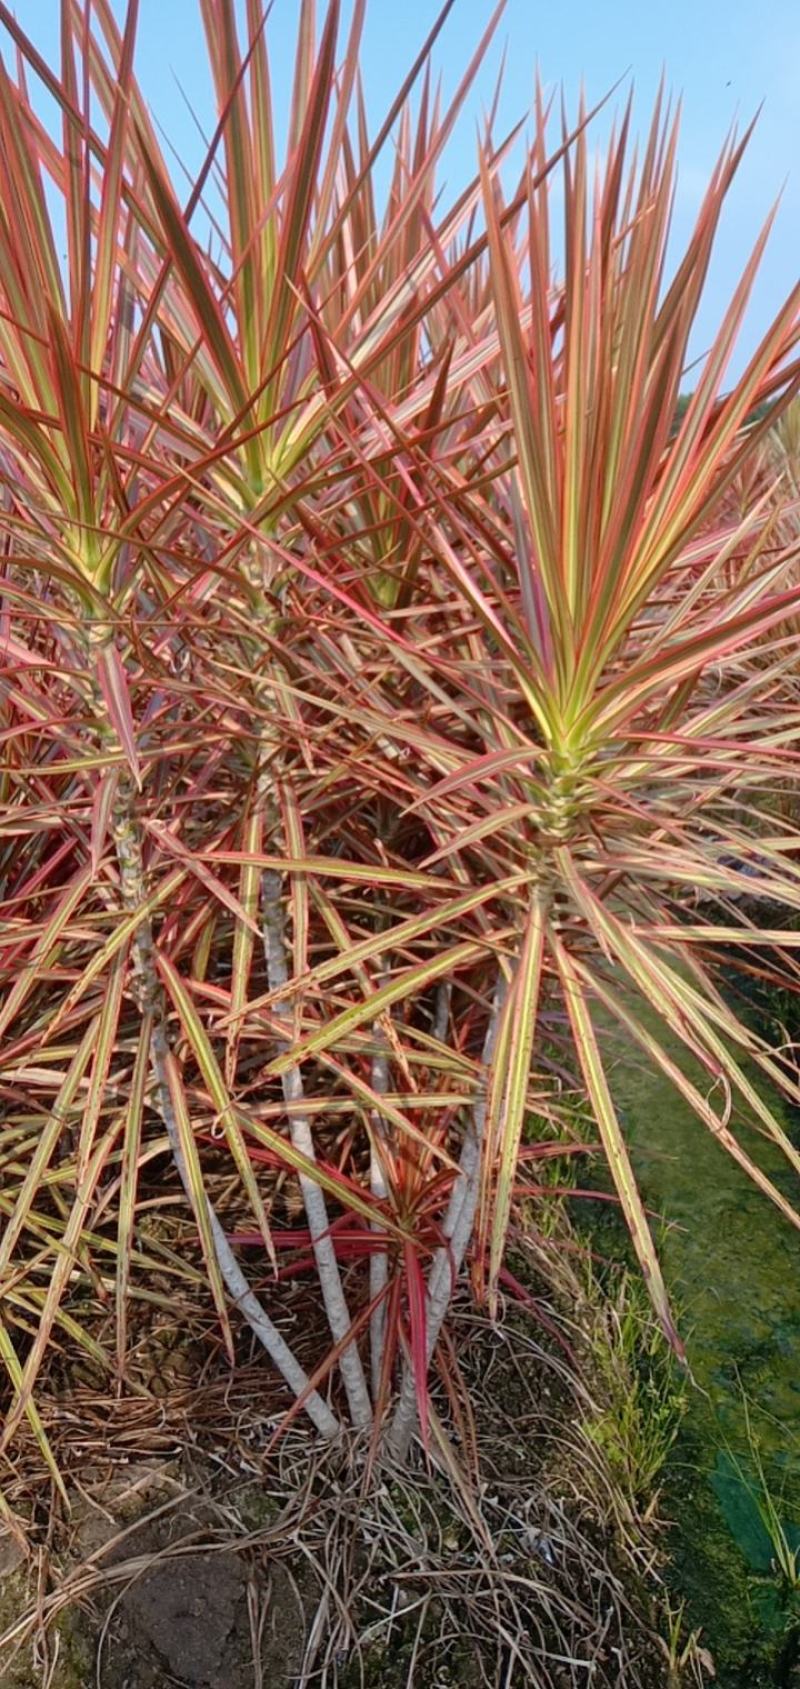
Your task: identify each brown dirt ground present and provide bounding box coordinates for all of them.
[0,1246,670,1688]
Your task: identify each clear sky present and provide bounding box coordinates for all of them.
[9,0,800,379]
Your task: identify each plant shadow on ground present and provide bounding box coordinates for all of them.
[0,1228,669,1689]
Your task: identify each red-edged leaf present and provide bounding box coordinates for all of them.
[90,769,118,875]
[94,641,140,786]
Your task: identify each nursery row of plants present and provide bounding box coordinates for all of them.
[1,0,800,1556]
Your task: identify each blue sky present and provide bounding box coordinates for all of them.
[11,0,800,379]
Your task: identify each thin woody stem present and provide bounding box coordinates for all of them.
[386,973,507,1461]
[147,1016,340,1439]
[263,868,373,1431]
[431,981,453,1046]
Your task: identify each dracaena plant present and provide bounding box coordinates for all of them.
[282,102,800,1458]
[400,121,800,1450]
[2,0,800,1489]
[0,0,516,1471]
[0,0,578,1474]
[102,0,588,1442]
[0,0,359,1467]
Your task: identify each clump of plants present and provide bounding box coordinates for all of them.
[1,0,800,1498]
[581,1267,687,1516]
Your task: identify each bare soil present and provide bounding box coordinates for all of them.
[0,1247,669,1688]
[98,1548,306,1688]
